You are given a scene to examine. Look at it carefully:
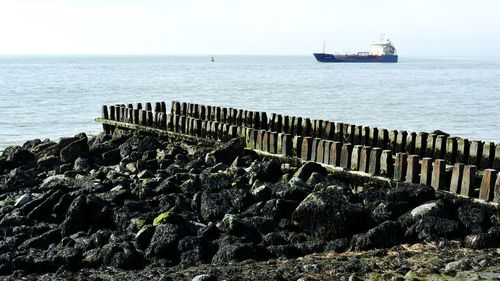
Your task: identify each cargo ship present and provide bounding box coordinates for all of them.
[313,38,398,63]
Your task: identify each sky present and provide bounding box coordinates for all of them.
[0,0,499,56]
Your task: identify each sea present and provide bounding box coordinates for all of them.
[1,55,499,152]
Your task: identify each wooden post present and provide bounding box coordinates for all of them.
[334,123,343,142]
[328,141,342,166]
[431,159,446,190]
[426,133,437,158]
[359,146,372,173]
[379,129,389,150]
[269,132,278,154]
[316,139,326,163]
[456,138,470,164]
[351,145,363,171]
[101,105,110,133]
[301,137,313,161]
[494,144,500,170]
[323,140,333,164]
[394,152,407,181]
[380,150,394,177]
[389,130,398,153]
[449,163,464,195]
[368,147,381,175]
[479,169,497,201]
[282,134,293,156]
[293,136,303,158]
[415,132,428,156]
[369,128,378,148]
[420,157,433,186]
[324,121,335,140]
[494,173,500,203]
[469,140,483,167]
[481,142,495,169]
[340,143,353,169]
[262,131,270,152]
[396,130,407,153]
[405,155,420,184]
[310,138,321,162]
[446,137,458,164]
[406,132,417,155]
[461,165,477,197]
[362,126,370,146]
[434,135,447,160]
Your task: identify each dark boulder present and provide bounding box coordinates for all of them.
[1,146,36,168]
[27,190,65,221]
[59,133,88,163]
[146,223,183,260]
[19,229,61,250]
[464,227,500,249]
[200,191,233,222]
[100,241,144,270]
[405,216,461,242]
[60,195,109,236]
[293,162,327,182]
[212,236,270,264]
[292,188,368,240]
[135,225,156,250]
[350,221,404,250]
[210,138,245,165]
[457,204,487,234]
[101,148,121,165]
[247,159,282,183]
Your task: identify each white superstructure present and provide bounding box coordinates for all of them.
[370,39,397,56]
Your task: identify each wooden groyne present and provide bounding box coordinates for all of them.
[96,101,500,203]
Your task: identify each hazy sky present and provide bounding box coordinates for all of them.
[1,0,499,56]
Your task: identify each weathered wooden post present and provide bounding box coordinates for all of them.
[329,141,342,166]
[293,136,303,158]
[282,134,293,156]
[351,145,363,171]
[431,159,446,190]
[359,146,372,173]
[405,155,420,184]
[461,165,477,197]
[394,152,407,181]
[368,147,381,175]
[419,157,432,185]
[479,169,497,201]
[340,143,353,169]
[380,150,394,177]
[301,137,313,161]
[449,163,465,194]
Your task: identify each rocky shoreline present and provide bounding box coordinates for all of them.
[0,129,499,280]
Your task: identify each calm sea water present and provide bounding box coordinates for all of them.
[1,55,499,151]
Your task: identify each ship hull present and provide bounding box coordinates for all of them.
[313,53,398,63]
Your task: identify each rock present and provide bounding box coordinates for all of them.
[27,190,64,221]
[14,194,32,207]
[1,146,36,168]
[73,157,92,172]
[217,214,261,242]
[136,136,161,153]
[192,274,216,281]
[138,169,154,179]
[405,216,460,242]
[457,205,486,234]
[153,211,184,225]
[59,134,88,163]
[251,184,272,202]
[292,189,368,240]
[100,241,144,270]
[325,238,350,253]
[212,236,269,264]
[306,172,326,186]
[248,159,282,183]
[200,192,233,222]
[101,148,121,165]
[444,259,471,274]
[146,223,183,260]
[464,227,500,249]
[60,195,108,236]
[202,173,231,191]
[410,201,442,217]
[36,155,60,167]
[135,225,156,250]
[19,229,61,250]
[210,138,245,165]
[293,162,327,181]
[350,221,403,250]
[125,162,137,174]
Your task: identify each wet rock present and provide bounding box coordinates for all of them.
[37,155,61,168]
[457,205,487,234]
[250,184,272,202]
[135,225,156,250]
[136,136,161,153]
[202,172,231,191]
[212,236,270,264]
[410,200,448,218]
[146,223,183,260]
[293,162,327,182]
[14,194,32,207]
[325,238,350,253]
[247,159,282,183]
[217,214,261,242]
[464,227,500,249]
[405,216,460,242]
[261,199,300,220]
[153,211,185,225]
[350,221,403,250]
[59,134,88,163]
[27,190,64,221]
[200,192,233,222]
[101,148,121,165]
[19,229,61,250]
[60,195,108,236]
[210,138,245,165]
[100,241,144,270]
[192,274,216,281]
[292,189,368,240]
[73,157,92,172]
[1,146,36,168]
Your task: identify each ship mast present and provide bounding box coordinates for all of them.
[323,40,326,54]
